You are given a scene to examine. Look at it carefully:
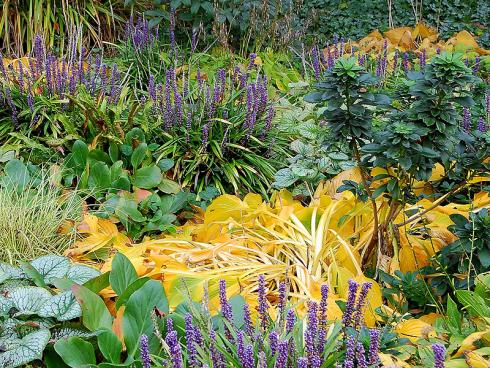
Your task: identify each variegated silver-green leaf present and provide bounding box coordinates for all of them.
[0,279,31,294]
[0,263,24,280]
[38,291,81,321]
[66,264,101,284]
[0,295,14,315]
[10,287,52,316]
[0,329,50,367]
[51,327,97,342]
[30,256,70,284]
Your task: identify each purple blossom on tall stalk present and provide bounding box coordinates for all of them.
[342,279,359,328]
[217,68,226,101]
[5,87,18,125]
[356,342,368,368]
[248,53,257,70]
[375,55,383,78]
[477,116,486,133]
[358,53,366,67]
[317,284,329,352]
[243,345,255,368]
[368,329,380,365]
[402,52,409,72]
[28,58,36,80]
[277,281,287,319]
[91,54,102,95]
[420,49,427,69]
[285,309,295,333]
[436,47,441,55]
[45,55,53,95]
[269,331,279,355]
[473,55,481,75]
[297,357,308,368]
[393,50,399,72]
[258,275,269,330]
[258,351,267,368]
[164,69,173,129]
[462,107,472,132]
[174,92,183,125]
[34,34,45,76]
[343,335,356,368]
[210,330,225,368]
[17,62,25,92]
[140,334,151,368]
[184,314,198,367]
[432,343,446,368]
[243,303,254,337]
[165,331,183,368]
[69,69,77,96]
[353,282,372,328]
[312,45,321,80]
[237,331,246,365]
[148,75,156,101]
[274,341,289,368]
[327,44,334,70]
[305,301,319,366]
[465,57,470,67]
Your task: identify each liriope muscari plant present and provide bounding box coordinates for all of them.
[148,277,387,368]
[0,34,127,148]
[147,56,288,196]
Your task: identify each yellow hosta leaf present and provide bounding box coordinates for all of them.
[413,22,438,40]
[464,351,490,368]
[378,353,412,367]
[204,194,249,225]
[395,319,436,343]
[384,27,413,50]
[418,313,443,325]
[453,330,490,358]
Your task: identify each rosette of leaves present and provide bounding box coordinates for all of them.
[273,121,354,197]
[0,255,100,367]
[304,57,390,143]
[63,129,192,240]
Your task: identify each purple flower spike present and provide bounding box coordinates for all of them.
[149,75,156,101]
[184,314,198,368]
[277,281,287,319]
[248,53,257,70]
[165,330,183,368]
[356,342,368,368]
[169,8,176,54]
[393,50,399,72]
[269,331,279,355]
[368,329,380,365]
[486,94,490,122]
[274,340,289,368]
[402,52,409,72]
[243,303,254,337]
[297,357,308,368]
[258,275,269,330]
[285,309,295,333]
[218,279,234,340]
[140,334,151,368]
[436,47,441,55]
[244,345,255,368]
[420,49,427,69]
[473,55,481,75]
[342,279,359,328]
[353,282,372,328]
[344,335,356,368]
[477,116,486,133]
[432,343,446,368]
[312,45,321,79]
[462,107,471,132]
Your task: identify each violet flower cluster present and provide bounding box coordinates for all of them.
[144,61,275,151]
[0,34,123,128]
[157,277,385,368]
[125,17,159,52]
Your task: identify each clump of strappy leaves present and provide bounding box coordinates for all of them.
[0,255,100,367]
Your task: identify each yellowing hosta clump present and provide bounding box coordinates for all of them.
[67,168,490,331]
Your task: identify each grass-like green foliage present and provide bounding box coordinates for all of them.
[0,159,82,263]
